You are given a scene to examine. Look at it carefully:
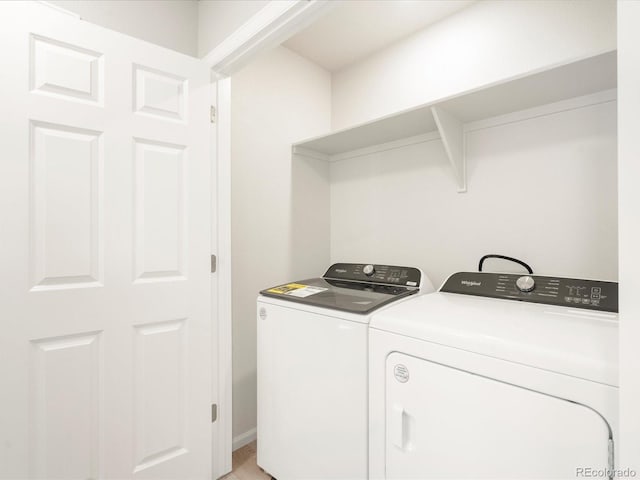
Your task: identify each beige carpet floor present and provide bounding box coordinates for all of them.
[221,441,271,480]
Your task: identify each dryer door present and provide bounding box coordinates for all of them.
[385,352,612,479]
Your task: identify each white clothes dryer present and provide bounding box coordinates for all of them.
[257,263,434,480]
[369,270,618,480]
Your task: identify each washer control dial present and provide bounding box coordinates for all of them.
[363,264,375,276]
[516,275,536,293]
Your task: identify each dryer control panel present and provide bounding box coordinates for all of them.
[440,272,618,313]
[324,263,421,287]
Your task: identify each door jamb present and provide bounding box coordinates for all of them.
[206,1,334,478]
[210,75,232,480]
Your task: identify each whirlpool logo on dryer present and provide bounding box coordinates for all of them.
[461,280,482,287]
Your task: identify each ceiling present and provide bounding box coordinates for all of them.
[283,0,475,72]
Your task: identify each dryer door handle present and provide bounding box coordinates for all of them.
[390,404,405,449]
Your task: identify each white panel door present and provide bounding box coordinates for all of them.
[385,352,612,479]
[0,2,212,479]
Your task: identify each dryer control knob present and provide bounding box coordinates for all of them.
[363,264,375,276]
[516,275,536,293]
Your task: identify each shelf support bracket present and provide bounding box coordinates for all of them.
[431,105,466,192]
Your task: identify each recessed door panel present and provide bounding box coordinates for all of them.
[30,34,103,104]
[133,320,188,473]
[134,65,186,122]
[133,139,186,282]
[386,352,611,479]
[30,332,101,479]
[30,121,103,290]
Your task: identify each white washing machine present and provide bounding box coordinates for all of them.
[257,263,434,480]
[369,270,618,479]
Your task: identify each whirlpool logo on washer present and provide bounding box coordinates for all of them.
[394,364,410,383]
[259,307,267,320]
[461,280,481,287]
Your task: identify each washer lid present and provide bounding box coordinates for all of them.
[369,292,618,386]
[259,277,419,314]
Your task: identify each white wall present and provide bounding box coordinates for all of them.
[330,101,618,287]
[617,0,640,472]
[198,0,269,57]
[230,46,331,443]
[49,0,198,56]
[331,0,616,129]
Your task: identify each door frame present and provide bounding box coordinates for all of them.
[205,1,334,477]
[210,76,232,479]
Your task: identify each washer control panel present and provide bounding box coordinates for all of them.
[440,272,618,312]
[324,263,421,287]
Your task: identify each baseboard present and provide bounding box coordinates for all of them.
[233,427,257,451]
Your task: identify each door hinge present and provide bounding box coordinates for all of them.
[211,254,217,273]
[210,105,216,124]
[211,403,218,423]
